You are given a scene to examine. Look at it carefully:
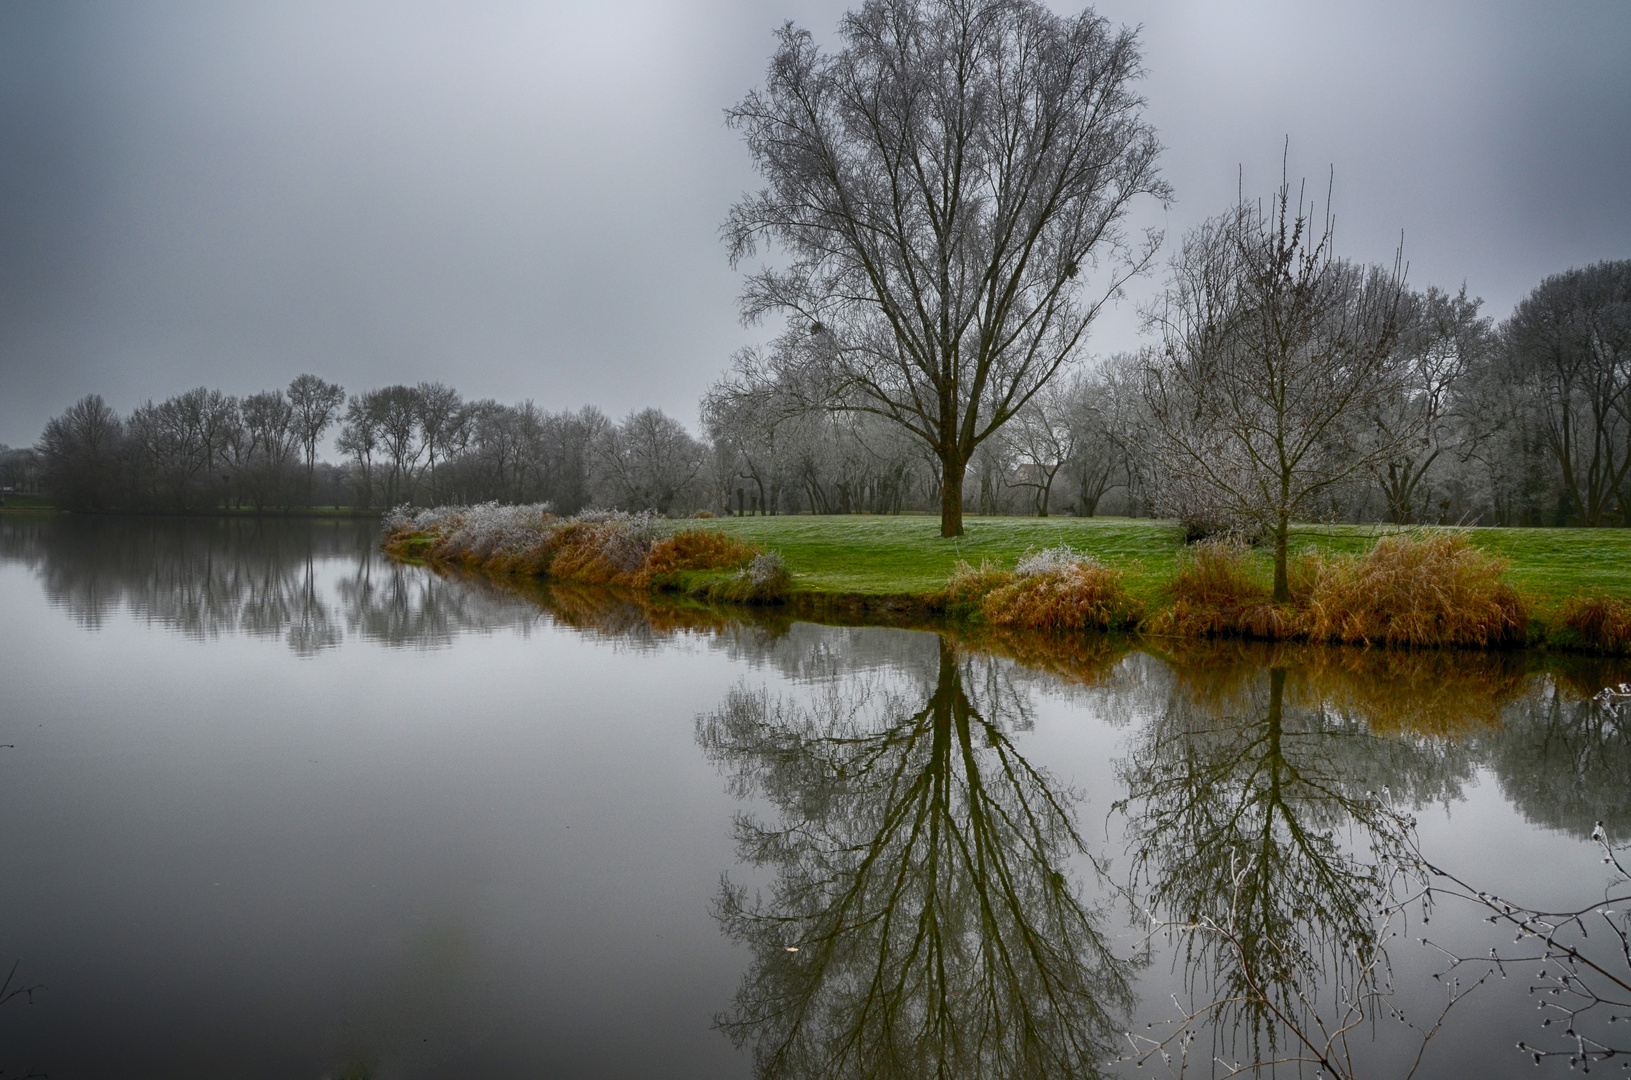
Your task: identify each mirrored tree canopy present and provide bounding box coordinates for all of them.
[698,637,1133,1079]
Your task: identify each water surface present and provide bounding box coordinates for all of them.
[1,516,1626,1078]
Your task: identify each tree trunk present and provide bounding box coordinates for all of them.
[940,454,966,538]
[1272,512,1290,603]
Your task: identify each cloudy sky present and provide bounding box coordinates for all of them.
[1,0,1626,447]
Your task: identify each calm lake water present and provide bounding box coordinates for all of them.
[1,515,1627,1079]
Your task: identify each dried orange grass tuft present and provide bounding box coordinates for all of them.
[944,560,1015,607]
[1150,533,1528,648]
[979,558,1142,631]
[637,530,760,584]
[1299,533,1528,647]
[1557,591,1631,654]
[533,520,646,584]
[1151,541,1292,638]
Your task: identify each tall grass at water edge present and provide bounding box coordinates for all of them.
[1555,592,1631,655]
[945,546,1144,632]
[382,503,789,602]
[1149,534,1530,648]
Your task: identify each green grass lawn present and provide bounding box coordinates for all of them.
[0,493,56,512]
[691,514,1631,608]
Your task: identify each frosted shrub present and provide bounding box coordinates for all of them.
[710,549,790,604]
[747,551,786,587]
[383,503,468,534]
[578,508,663,539]
[968,546,1141,631]
[1015,546,1102,578]
[439,502,557,562]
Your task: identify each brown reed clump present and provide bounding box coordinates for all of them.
[1299,533,1528,648]
[1149,533,1529,649]
[1150,540,1294,639]
[1556,591,1631,654]
[537,520,650,585]
[943,560,1016,609]
[637,530,761,584]
[978,550,1142,632]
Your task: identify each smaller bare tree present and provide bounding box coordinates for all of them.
[1139,173,1411,599]
[999,377,1077,516]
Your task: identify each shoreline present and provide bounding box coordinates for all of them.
[390,543,1631,659]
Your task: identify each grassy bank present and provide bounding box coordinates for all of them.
[0,494,56,513]
[384,507,1631,654]
[695,514,1631,604]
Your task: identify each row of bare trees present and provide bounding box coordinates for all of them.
[33,375,715,515]
[36,376,348,512]
[334,388,711,513]
[29,236,1623,525]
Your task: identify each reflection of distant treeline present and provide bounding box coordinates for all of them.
[0,516,548,653]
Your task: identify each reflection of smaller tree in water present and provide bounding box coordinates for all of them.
[1114,660,1479,1077]
[0,959,45,1079]
[1419,680,1631,1073]
[697,636,1133,1079]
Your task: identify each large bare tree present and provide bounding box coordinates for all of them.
[1139,179,1409,600]
[724,0,1166,536]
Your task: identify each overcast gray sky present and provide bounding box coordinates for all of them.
[1,0,1627,447]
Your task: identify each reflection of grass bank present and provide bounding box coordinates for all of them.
[428,572,1631,739]
[385,508,1631,654]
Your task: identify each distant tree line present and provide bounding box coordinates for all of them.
[26,253,1629,525]
[32,375,714,515]
[0,444,41,495]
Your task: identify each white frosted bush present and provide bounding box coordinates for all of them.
[383,503,455,533]
[439,502,556,560]
[747,551,787,587]
[1014,545,1102,578]
[577,508,663,540]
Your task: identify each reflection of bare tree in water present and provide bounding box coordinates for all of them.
[1114,662,1476,1075]
[698,637,1132,1080]
[1417,676,1631,1071]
